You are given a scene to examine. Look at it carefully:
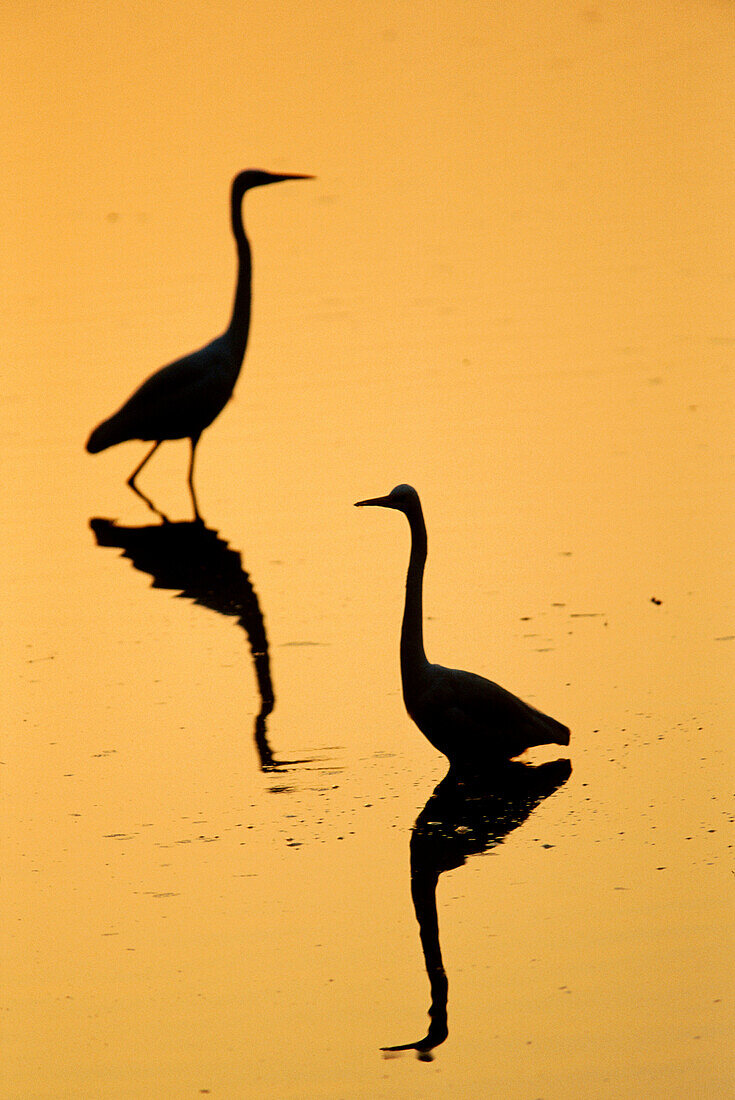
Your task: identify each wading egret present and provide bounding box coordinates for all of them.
[86,169,312,514]
[355,484,570,770]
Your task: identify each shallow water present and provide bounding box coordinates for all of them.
[2,2,734,1097]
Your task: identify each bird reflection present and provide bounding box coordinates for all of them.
[383,758,572,1058]
[90,514,292,770]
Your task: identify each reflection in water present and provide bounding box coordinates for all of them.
[383,759,572,1059]
[90,515,291,770]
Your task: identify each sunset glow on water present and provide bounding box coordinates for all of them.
[2,3,733,1096]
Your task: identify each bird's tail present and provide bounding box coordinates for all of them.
[549,717,571,747]
[526,706,570,749]
[86,414,127,454]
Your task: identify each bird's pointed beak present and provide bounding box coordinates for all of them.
[354,495,393,508]
[270,173,315,183]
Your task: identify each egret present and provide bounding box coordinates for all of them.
[355,484,570,770]
[86,169,312,514]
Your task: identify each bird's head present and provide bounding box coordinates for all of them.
[354,484,419,513]
[233,169,314,195]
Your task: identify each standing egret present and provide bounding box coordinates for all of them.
[355,484,570,770]
[86,169,312,515]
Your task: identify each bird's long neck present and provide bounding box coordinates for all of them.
[225,185,252,365]
[401,501,430,686]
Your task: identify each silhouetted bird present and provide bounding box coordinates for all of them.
[382,758,572,1056]
[86,170,312,516]
[355,485,570,771]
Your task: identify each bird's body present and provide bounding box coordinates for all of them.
[355,484,570,770]
[403,662,569,767]
[86,169,312,513]
[87,333,239,454]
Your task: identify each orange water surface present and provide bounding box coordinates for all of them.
[2,2,733,1097]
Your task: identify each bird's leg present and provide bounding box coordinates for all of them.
[188,434,202,522]
[126,441,170,521]
[128,480,171,523]
[127,441,161,488]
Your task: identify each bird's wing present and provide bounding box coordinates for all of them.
[422,666,569,757]
[121,339,230,410]
[102,338,236,442]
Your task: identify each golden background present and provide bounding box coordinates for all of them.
[2,2,733,1096]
